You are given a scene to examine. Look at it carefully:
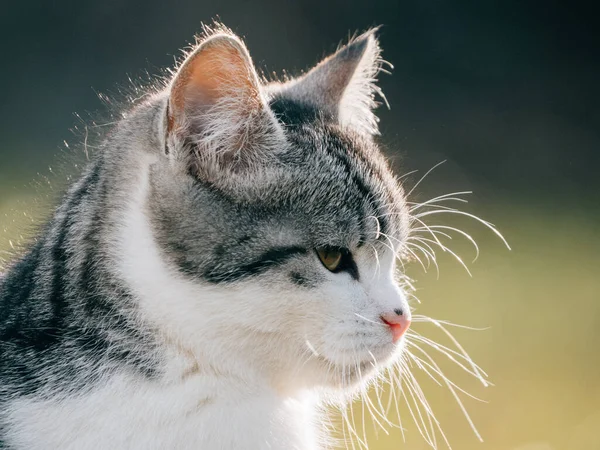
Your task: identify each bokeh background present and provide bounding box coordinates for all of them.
[1,1,598,449]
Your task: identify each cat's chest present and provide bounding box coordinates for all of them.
[6,372,317,450]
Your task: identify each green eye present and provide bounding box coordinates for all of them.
[316,248,343,272]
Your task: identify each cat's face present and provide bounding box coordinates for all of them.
[148,27,411,391]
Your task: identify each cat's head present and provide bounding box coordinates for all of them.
[146,26,411,392]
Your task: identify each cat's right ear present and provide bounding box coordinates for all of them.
[166,32,283,175]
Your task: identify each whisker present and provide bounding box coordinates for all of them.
[405,345,488,403]
[406,241,440,278]
[357,363,391,435]
[408,190,472,212]
[409,228,453,240]
[412,316,490,331]
[405,241,432,267]
[417,225,480,262]
[405,160,447,199]
[406,241,439,267]
[411,346,484,443]
[305,339,320,357]
[413,208,511,251]
[401,356,453,449]
[406,332,490,380]
[365,215,381,241]
[410,235,473,276]
[396,359,438,448]
[367,243,382,280]
[405,350,443,387]
[385,366,407,442]
[397,169,419,181]
[411,316,489,385]
[403,244,429,272]
[368,371,398,432]
[408,215,446,250]
[354,357,369,448]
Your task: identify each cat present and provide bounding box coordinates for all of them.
[0,24,498,450]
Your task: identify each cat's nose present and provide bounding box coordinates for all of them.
[380,309,411,343]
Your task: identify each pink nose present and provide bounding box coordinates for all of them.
[381,310,411,343]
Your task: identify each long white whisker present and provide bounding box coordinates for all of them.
[385,366,407,442]
[406,241,440,278]
[420,225,480,262]
[397,169,419,181]
[411,234,473,276]
[412,316,490,331]
[368,351,398,430]
[403,244,429,272]
[355,358,369,448]
[408,215,446,250]
[405,350,443,387]
[409,228,453,240]
[411,316,489,385]
[406,160,447,199]
[405,241,432,266]
[358,369,391,435]
[396,359,437,448]
[341,356,368,450]
[406,342,489,402]
[412,345,484,443]
[365,215,381,241]
[401,356,453,449]
[414,209,511,251]
[394,361,429,445]
[367,243,381,280]
[407,190,472,212]
[406,332,490,379]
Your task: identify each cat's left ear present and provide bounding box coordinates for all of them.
[270,29,387,135]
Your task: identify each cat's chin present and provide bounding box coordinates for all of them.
[310,340,405,391]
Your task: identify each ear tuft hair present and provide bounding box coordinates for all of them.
[337,30,389,135]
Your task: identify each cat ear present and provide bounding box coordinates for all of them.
[273,30,386,135]
[167,32,282,172]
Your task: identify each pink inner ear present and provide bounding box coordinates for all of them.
[168,37,261,133]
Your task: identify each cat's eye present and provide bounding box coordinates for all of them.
[316,248,343,271]
[315,247,359,279]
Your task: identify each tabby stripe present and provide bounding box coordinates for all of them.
[44,161,102,348]
[204,246,307,283]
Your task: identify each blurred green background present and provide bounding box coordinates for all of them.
[1,1,598,449]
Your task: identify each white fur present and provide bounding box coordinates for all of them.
[6,373,319,450]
